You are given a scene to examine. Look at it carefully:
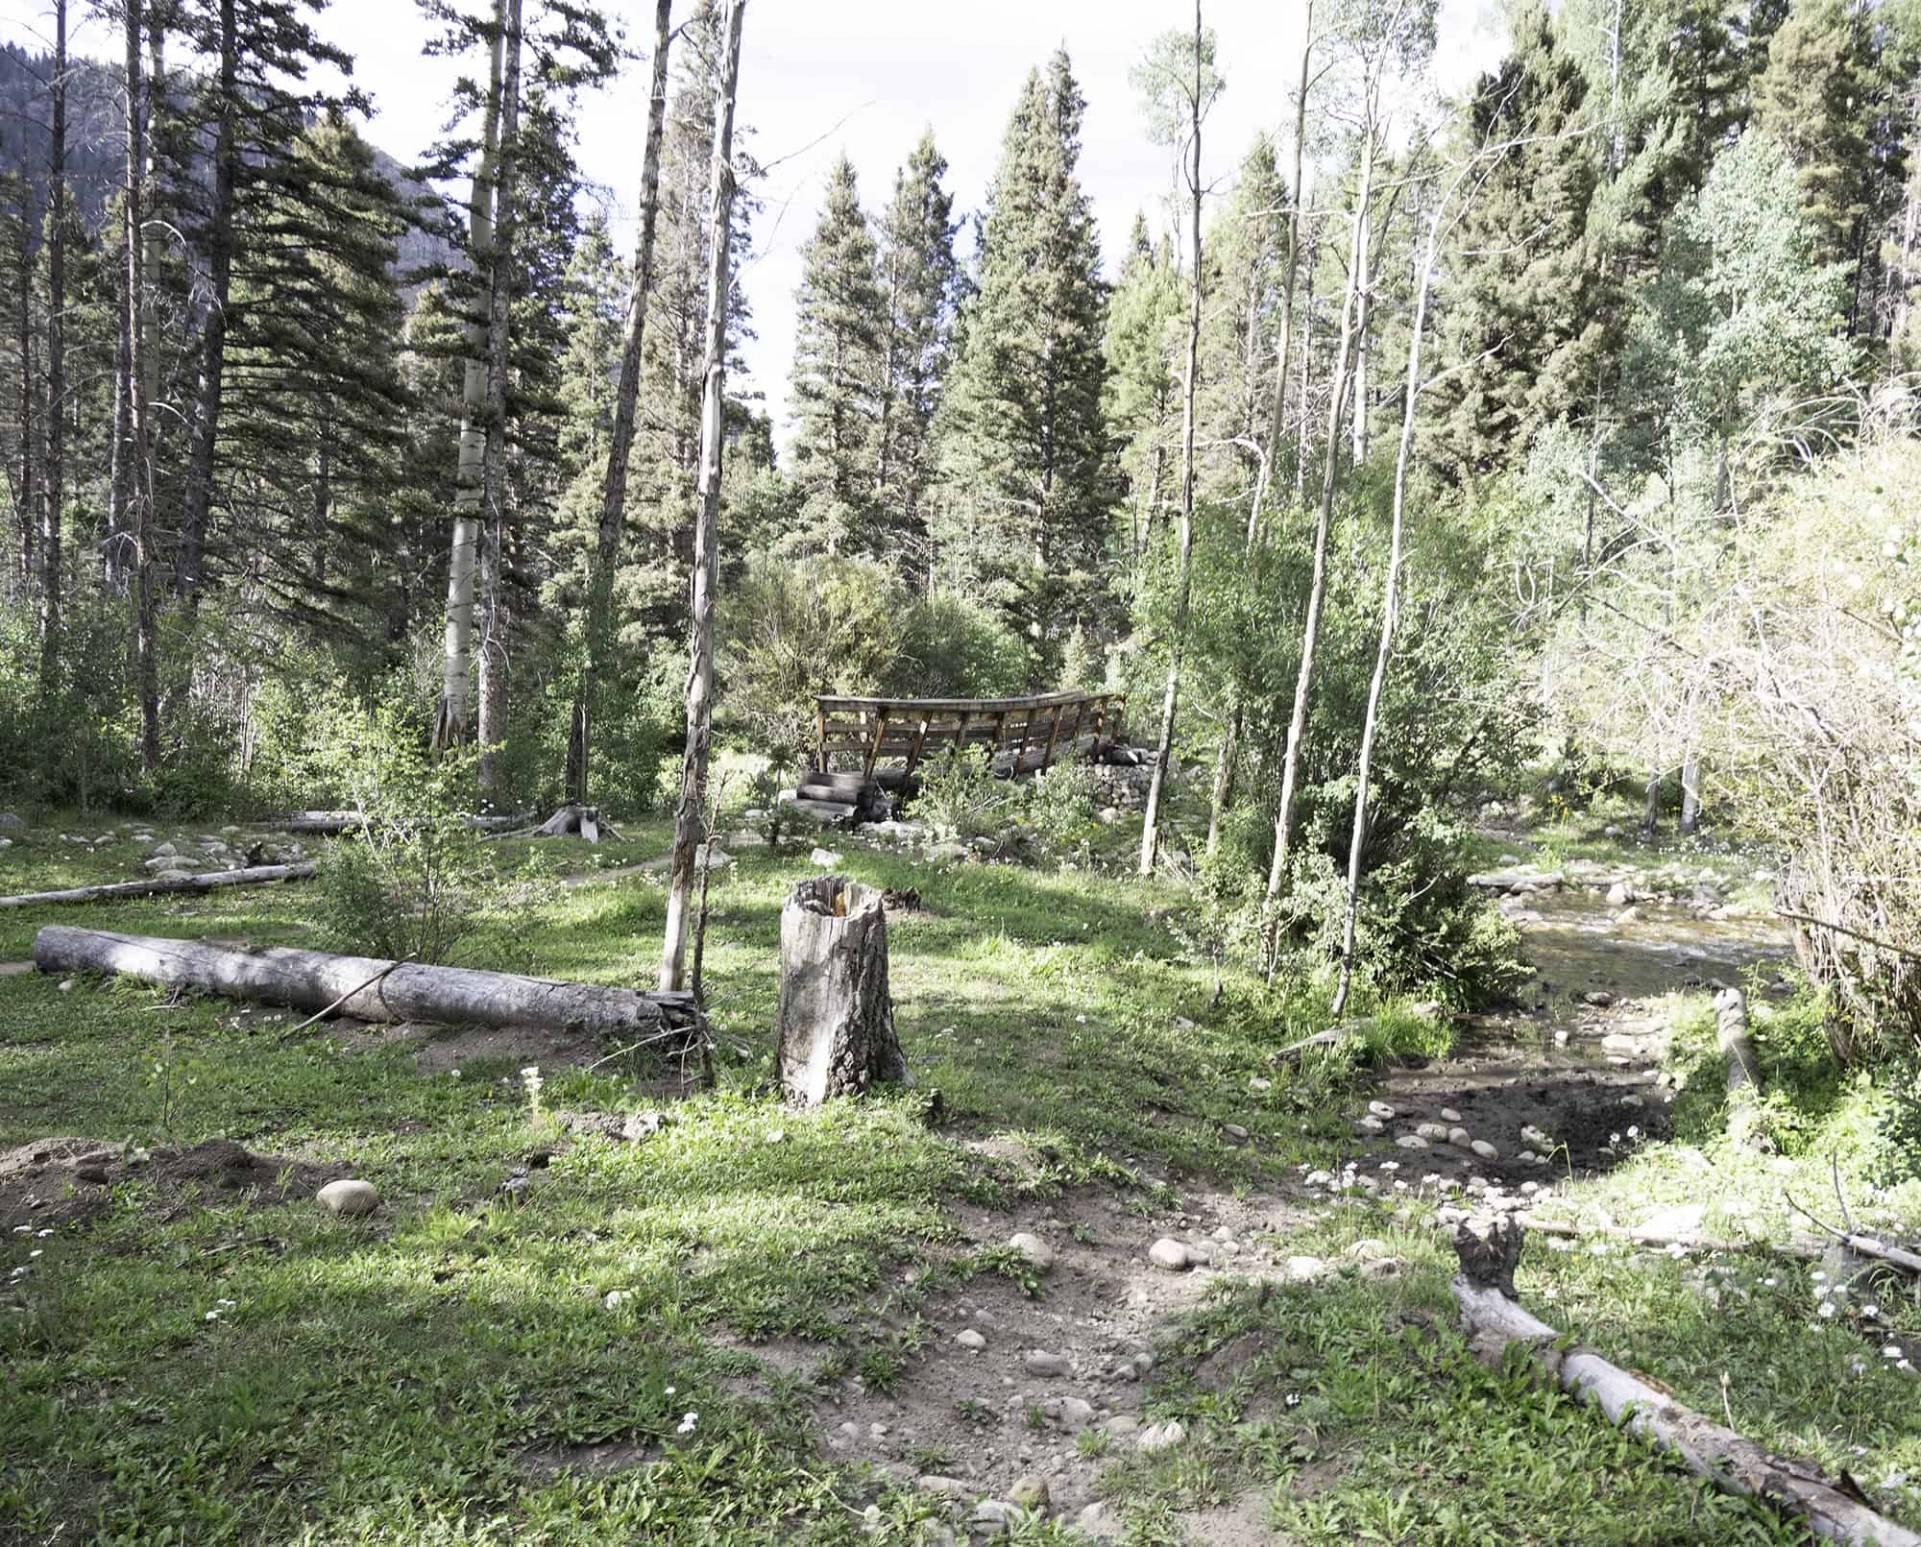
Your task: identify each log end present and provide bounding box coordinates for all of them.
[1453,1212,1526,1299]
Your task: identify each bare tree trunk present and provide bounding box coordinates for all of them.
[1642,767,1661,839]
[0,863,315,909]
[1266,124,1376,910]
[1294,218,1318,496]
[14,182,36,594]
[1679,754,1702,833]
[124,0,159,774]
[1243,0,1314,551]
[1204,698,1240,860]
[660,0,745,992]
[1333,180,1447,1014]
[570,0,674,804]
[475,0,524,797]
[177,0,235,608]
[1139,1,1206,877]
[1350,192,1370,463]
[39,0,66,687]
[434,9,506,753]
[775,876,906,1106]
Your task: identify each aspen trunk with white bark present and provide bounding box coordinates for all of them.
[1266,123,1376,910]
[38,0,66,686]
[1139,2,1206,877]
[571,0,675,804]
[775,877,906,1106]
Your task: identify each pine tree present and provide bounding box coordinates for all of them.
[788,152,884,557]
[1103,217,1182,563]
[873,130,959,581]
[934,50,1117,663]
[1199,133,1286,486]
[1427,4,1609,478]
[1750,0,1902,313]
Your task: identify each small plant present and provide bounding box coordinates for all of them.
[520,1065,547,1131]
[1075,1428,1111,1458]
[913,745,1003,842]
[312,697,494,966]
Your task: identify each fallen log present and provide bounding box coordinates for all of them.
[1517,1212,1822,1262]
[266,811,528,836]
[33,927,702,1047]
[0,863,317,911]
[1453,1215,1919,1546]
[1270,1025,1344,1062]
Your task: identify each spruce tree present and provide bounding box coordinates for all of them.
[1426,5,1609,478]
[934,50,1117,662]
[788,152,884,557]
[873,130,959,581]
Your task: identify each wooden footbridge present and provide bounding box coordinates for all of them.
[814,690,1126,783]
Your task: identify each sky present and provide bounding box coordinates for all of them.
[1,0,1510,442]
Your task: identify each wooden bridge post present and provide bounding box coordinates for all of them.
[1040,700,1065,771]
[861,709,891,779]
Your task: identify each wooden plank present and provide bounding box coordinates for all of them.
[861,709,890,779]
[815,700,829,773]
[904,715,931,777]
[1040,701,1065,770]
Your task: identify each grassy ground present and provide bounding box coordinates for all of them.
[3,811,1920,1543]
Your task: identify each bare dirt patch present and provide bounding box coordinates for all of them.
[411,1022,607,1074]
[0,1136,341,1228]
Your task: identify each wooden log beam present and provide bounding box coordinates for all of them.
[1451,1216,1921,1546]
[266,811,527,836]
[33,927,701,1045]
[0,863,317,911]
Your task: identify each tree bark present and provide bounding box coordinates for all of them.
[775,876,906,1106]
[434,5,506,753]
[177,0,236,606]
[475,0,524,797]
[33,926,702,1045]
[1334,162,1457,1013]
[1244,0,1314,552]
[1679,754,1702,833]
[571,0,675,805]
[0,863,315,910]
[660,0,745,991]
[1139,1,1206,877]
[14,181,36,593]
[124,0,159,774]
[1266,121,1376,911]
[1450,1220,1921,1547]
[39,0,66,688]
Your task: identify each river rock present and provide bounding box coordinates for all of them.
[1368,1101,1396,1119]
[972,1500,1021,1532]
[1007,1232,1054,1271]
[1008,1474,1049,1509]
[1355,1115,1385,1134]
[1137,1419,1186,1452]
[1285,1255,1326,1281]
[955,1328,987,1351]
[1448,1127,1472,1147]
[917,1474,969,1499]
[808,847,842,867]
[1606,881,1633,906]
[1395,1134,1429,1150]
[0,813,21,829]
[1022,1349,1070,1377]
[1147,1237,1191,1271]
[1415,1122,1449,1140]
[1050,1396,1095,1431]
[1470,1139,1500,1160]
[317,1178,380,1217]
[1441,1107,1462,1122]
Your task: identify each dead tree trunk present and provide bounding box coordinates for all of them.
[571,0,675,805]
[0,863,315,910]
[1450,1217,1921,1547]
[34,927,702,1046]
[39,0,67,687]
[660,0,745,992]
[775,876,906,1106]
[1139,0,1208,877]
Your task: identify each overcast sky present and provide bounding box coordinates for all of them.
[2,0,1509,441]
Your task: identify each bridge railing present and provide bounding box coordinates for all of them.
[814,691,1126,781]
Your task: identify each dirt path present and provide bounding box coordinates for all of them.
[788,865,1795,1541]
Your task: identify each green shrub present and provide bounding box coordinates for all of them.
[912,746,1006,842]
[1021,762,1101,861]
[308,695,495,965]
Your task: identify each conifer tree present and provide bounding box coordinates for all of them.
[934,50,1117,664]
[873,130,958,580]
[788,152,884,557]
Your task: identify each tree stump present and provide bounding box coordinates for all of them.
[776,876,907,1107]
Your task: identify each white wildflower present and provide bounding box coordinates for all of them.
[676,1411,698,1435]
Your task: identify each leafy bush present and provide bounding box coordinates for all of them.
[889,593,1035,699]
[912,746,1006,842]
[1020,761,1101,861]
[308,695,494,965]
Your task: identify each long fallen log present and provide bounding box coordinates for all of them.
[1453,1215,1919,1546]
[33,927,702,1046]
[0,863,317,911]
[266,811,529,835]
